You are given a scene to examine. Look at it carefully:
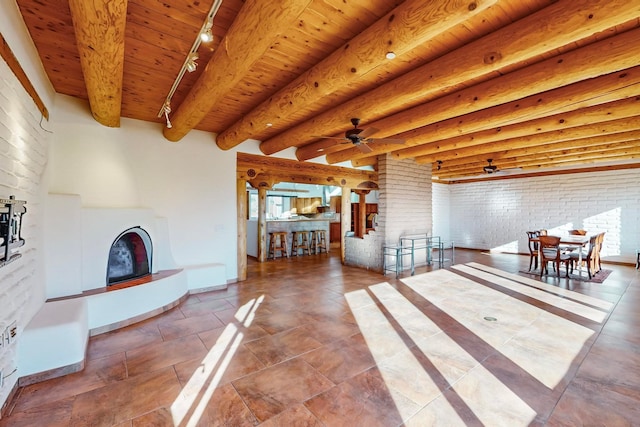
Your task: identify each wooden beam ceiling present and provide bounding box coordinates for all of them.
[215,0,497,150]
[163,0,313,142]
[68,0,127,127]
[15,0,640,180]
[260,0,639,157]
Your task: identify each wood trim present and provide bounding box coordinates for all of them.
[437,162,640,184]
[0,32,49,120]
[237,152,377,188]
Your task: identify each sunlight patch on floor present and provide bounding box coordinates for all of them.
[171,295,264,426]
[465,262,614,310]
[403,269,594,390]
[453,264,610,322]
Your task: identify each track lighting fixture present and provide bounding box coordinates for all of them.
[186,52,198,73]
[157,0,223,125]
[162,101,172,128]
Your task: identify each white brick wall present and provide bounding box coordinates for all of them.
[435,169,640,263]
[0,59,49,408]
[345,155,432,271]
[379,155,432,243]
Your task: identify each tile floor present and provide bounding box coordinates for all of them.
[1,248,639,426]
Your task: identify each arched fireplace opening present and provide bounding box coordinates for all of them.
[107,227,152,286]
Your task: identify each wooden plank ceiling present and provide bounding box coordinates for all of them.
[15,0,640,181]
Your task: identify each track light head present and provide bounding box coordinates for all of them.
[186,52,198,73]
[200,21,213,42]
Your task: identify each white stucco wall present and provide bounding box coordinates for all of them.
[49,95,238,276]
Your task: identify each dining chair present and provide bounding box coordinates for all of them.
[539,235,571,278]
[568,234,598,279]
[568,229,587,235]
[594,232,605,272]
[526,231,539,271]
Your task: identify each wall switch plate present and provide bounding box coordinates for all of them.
[7,321,17,344]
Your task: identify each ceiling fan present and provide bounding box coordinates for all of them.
[313,118,406,153]
[483,159,498,174]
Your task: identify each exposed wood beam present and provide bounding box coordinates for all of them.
[435,137,640,174]
[426,127,640,169]
[397,96,640,161]
[163,0,312,142]
[435,147,640,179]
[68,0,127,127]
[441,163,640,184]
[325,27,640,164]
[215,0,497,150]
[236,153,376,189]
[260,0,640,156]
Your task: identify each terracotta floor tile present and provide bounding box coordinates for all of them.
[69,367,182,426]
[0,396,75,427]
[244,326,323,366]
[158,313,224,341]
[258,403,323,427]
[232,357,334,422]
[179,297,236,318]
[126,334,208,377]
[305,367,414,427]
[13,352,127,412]
[302,333,376,384]
[173,343,265,387]
[2,250,638,426]
[87,321,163,360]
[546,377,640,426]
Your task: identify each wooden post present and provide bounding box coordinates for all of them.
[236,179,247,281]
[257,187,267,262]
[340,187,351,264]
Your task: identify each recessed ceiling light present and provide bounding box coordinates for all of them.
[266,123,273,127]
[385,51,396,60]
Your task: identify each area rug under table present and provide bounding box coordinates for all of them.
[518,268,611,283]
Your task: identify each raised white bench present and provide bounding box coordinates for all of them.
[18,298,88,385]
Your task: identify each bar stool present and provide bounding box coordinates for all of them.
[291,230,310,256]
[310,229,328,254]
[268,231,289,259]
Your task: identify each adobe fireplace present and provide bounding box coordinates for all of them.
[106,227,152,285]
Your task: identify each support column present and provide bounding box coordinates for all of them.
[340,186,351,264]
[236,179,247,281]
[257,187,268,262]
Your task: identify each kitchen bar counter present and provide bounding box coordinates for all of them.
[247,218,331,258]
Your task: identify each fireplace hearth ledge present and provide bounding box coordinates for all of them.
[18,266,226,385]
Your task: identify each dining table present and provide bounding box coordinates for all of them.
[534,234,590,278]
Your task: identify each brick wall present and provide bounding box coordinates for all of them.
[345,155,432,271]
[435,169,640,263]
[0,59,49,408]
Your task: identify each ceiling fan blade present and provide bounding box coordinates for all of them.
[356,143,373,153]
[311,135,347,140]
[368,137,405,144]
[357,127,379,139]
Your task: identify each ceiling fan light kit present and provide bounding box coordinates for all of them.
[314,118,406,154]
[483,159,498,174]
